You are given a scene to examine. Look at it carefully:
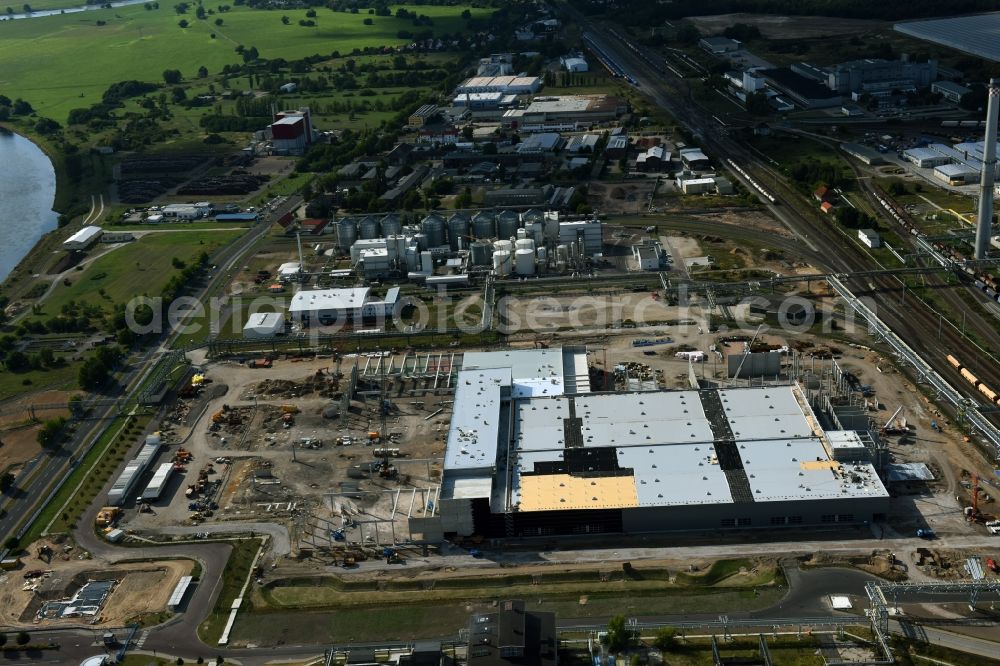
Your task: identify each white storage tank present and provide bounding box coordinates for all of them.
[516,227,528,240]
[536,246,548,270]
[492,250,512,276]
[556,244,570,262]
[494,239,513,252]
[515,238,535,252]
[515,248,535,275]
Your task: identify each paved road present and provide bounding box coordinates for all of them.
[0,195,302,548]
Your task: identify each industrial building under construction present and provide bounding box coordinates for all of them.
[422,348,890,539]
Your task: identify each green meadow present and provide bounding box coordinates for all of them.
[0,3,485,121]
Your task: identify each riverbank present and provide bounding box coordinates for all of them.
[0,121,112,293]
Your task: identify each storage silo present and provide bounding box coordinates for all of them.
[515,238,535,252]
[471,211,496,239]
[470,241,493,266]
[492,250,512,276]
[493,239,513,253]
[447,213,470,251]
[496,210,520,240]
[380,213,402,237]
[514,248,535,276]
[359,216,381,240]
[556,244,570,263]
[528,222,544,245]
[413,233,428,251]
[536,246,548,273]
[336,217,358,251]
[420,214,446,248]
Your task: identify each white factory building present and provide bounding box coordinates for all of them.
[411,348,890,540]
[243,312,286,338]
[454,75,542,96]
[288,287,400,326]
[63,225,103,251]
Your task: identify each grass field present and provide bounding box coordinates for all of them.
[29,229,243,321]
[199,538,262,644]
[0,3,487,121]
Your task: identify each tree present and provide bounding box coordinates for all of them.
[653,626,677,649]
[39,348,54,367]
[602,615,638,654]
[198,65,209,78]
[171,86,187,103]
[163,69,183,84]
[195,3,205,19]
[15,631,29,646]
[281,14,289,24]
[214,17,222,25]
[178,18,189,27]
[37,417,66,448]
[363,17,373,25]
[4,350,28,372]
[0,472,14,493]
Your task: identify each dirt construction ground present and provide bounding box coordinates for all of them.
[0,536,192,628]
[123,354,460,552]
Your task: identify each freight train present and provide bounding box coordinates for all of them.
[872,186,1000,303]
[726,159,778,204]
[946,354,1000,405]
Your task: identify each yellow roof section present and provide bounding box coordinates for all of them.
[518,474,638,511]
[800,460,839,471]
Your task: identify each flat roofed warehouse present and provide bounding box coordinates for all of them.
[424,348,890,539]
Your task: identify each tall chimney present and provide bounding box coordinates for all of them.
[974,78,1000,260]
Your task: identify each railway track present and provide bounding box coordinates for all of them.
[571,15,1000,433]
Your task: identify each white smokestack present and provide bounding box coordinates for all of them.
[975,78,1000,260]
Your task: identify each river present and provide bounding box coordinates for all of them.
[0,131,59,282]
[1,0,147,21]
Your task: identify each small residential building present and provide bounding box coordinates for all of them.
[857,228,881,248]
[605,134,629,158]
[162,203,208,220]
[932,80,971,103]
[813,185,830,202]
[700,36,741,54]
[279,82,297,94]
[63,225,103,251]
[517,132,563,154]
[820,201,835,214]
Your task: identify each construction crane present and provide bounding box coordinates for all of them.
[376,347,397,480]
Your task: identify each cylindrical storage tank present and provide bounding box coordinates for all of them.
[472,212,496,239]
[359,216,380,240]
[492,250,511,276]
[515,249,535,276]
[515,238,535,252]
[420,214,446,248]
[556,244,570,262]
[447,214,470,252]
[413,233,428,251]
[536,246,548,266]
[421,251,433,274]
[496,211,519,240]
[470,241,493,266]
[380,214,402,237]
[336,218,358,251]
[529,222,544,245]
[494,239,513,253]
[555,260,567,273]
[516,227,527,240]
